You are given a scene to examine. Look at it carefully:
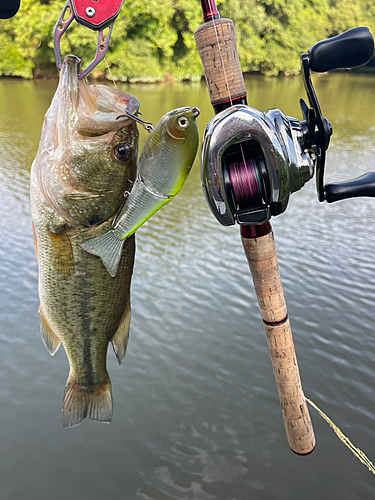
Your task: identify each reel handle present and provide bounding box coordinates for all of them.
[308,27,374,73]
[301,27,374,202]
[325,172,375,203]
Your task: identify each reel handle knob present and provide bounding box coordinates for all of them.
[308,26,374,73]
[325,172,375,203]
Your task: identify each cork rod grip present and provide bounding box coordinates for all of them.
[194,18,246,107]
[241,230,315,454]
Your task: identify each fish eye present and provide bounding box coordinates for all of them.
[113,143,131,162]
[177,116,189,129]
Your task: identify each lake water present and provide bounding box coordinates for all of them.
[1,71,375,499]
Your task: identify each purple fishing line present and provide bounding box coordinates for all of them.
[229,158,261,205]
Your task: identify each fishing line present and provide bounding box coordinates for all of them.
[88,31,117,88]
[228,158,264,206]
[206,0,249,187]
[207,0,233,107]
[103,56,117,89]
[306,397,375,475]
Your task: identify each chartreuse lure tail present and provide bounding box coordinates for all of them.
[80,177,172,277]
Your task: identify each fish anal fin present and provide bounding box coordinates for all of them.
[111,295,131,365]
[47,227,74,279]
[61,375,112,429]
[39,308,61,356]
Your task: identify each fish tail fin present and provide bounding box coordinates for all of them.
[80,230,124,277]
[61,374,112,428]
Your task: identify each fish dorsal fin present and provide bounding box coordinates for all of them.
[111,295,131,365]
[39,308,61,356]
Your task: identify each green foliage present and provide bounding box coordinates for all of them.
[0,0,373,80]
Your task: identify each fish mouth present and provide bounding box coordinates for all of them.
[60,55,81,114]
[59,55,139,138]
[62,54,81,72]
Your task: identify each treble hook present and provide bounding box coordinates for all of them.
[116,109,154,133]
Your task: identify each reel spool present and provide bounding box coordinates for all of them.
[201,105,314,226]
[224,142,267,217]
[201,27,375,227]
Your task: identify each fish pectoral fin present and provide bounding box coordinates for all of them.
[111,295,131,365]
[79,230,124,277]
[39,308,61,356]
[61,375,112,429]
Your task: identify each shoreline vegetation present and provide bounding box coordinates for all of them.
[0,0,374,83]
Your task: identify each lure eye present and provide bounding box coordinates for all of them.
[113,143,131,162]
[177,116,189,129]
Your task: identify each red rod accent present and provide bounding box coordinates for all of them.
[240,222,272,238]
[200,0,220,22]
[263,315,288,327]
[213,95,247,106]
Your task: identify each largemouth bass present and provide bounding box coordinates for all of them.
[30,55,139,428]
[80,107,200,277]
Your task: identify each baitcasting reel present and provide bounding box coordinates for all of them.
[201,27,375,226]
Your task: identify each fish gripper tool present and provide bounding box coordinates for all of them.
[53,0,124,79]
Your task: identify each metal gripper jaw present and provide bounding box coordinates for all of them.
[53,0,124,79]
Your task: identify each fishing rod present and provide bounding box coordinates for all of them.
[194,0,374,455]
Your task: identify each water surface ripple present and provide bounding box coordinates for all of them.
[0,73,375,499]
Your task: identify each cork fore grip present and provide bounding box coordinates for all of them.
[194,18,246,107]
[241,231,315,454]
